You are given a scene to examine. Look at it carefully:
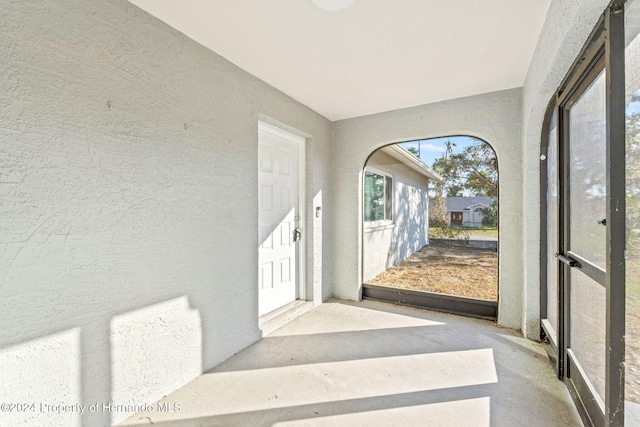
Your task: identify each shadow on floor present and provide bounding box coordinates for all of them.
[120,299,582,427]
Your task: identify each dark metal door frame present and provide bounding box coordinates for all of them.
[561,52,608,427]
[540,2,627,426]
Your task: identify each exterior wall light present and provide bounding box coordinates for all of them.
[310,0,357,12]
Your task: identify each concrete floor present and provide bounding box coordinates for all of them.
[120,300,583,427]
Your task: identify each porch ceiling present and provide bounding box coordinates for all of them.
[127,0,551,121]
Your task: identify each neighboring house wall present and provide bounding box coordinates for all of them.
[466,205,487,227]
[521,0,610,339]
[0,2,332,426]
[363,150,430,282]
[431,197,493,227]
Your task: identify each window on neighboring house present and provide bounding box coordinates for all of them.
[364,169,393,223]
[474,207,483,213]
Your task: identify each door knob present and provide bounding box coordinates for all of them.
[293,228,302,242]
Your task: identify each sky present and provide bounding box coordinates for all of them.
[399,135,481,169]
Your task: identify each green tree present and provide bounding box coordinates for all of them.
[432,139,498,197]
[481,200,498,227]
[407,146,420,157]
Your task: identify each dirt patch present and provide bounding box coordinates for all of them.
[366,242,498,300]
[366,242,640,405]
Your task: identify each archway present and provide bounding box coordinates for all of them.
[361,136,499,319]
[330,89,523,332]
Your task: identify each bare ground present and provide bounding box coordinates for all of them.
[366,243,640,404]
[366,242,498,300]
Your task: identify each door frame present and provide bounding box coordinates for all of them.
[539,2,626,425]
[451,212,462,225]
[258,121,307,311]
[561,54,609,427]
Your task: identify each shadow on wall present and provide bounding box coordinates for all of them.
[362,148,430,283]
[110,297,202,425]
[386,183,426,269]
[0,297,202,426]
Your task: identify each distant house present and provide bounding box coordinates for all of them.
[363,146,443,282]
[429,196,496,227]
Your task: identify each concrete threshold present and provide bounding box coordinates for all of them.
[259,299,314,336]
[363,283,498,320]
[119,299,582,427]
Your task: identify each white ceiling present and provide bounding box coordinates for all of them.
[129,0,551,121]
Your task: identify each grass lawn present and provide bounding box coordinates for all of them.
[429,227,499,239]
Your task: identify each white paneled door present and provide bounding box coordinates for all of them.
[258,123,304,316]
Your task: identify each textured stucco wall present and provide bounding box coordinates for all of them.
[363,150,430,282]
[520,0,609,339]
[0,1,332,426]
[332,88,523,329]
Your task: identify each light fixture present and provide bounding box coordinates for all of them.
[310,0,357,12]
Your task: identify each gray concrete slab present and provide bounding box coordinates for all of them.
[120,300,582,427]
[468,236,499,242]
[430,238,498,250]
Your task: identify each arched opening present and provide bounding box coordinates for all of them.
[361,136,499,319]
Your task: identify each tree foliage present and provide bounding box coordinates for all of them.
[429,185,469,240]
[430,224,470,240]
[432,139,498,197]
[429,194,448,227]
[627,112,640,255]
[481,200,498,227]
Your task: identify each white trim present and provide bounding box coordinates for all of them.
[259,121,305,145]
[364,223,395,233]
[364,219,394,228]
[364,165,390,178]
[380,145,444,183]
[258,121,306,303]
[363,166,394,228]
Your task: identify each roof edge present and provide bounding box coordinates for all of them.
[380,145,444,183]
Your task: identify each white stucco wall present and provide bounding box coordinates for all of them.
[521,0,610,339]
[332,88,523,329]
[462,210,471,226]
[362,150,430,282]
[1,0,622,424]
[466,206,487,227]
[0,1,332,426]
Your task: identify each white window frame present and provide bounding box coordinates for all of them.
[363,166,394,228]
